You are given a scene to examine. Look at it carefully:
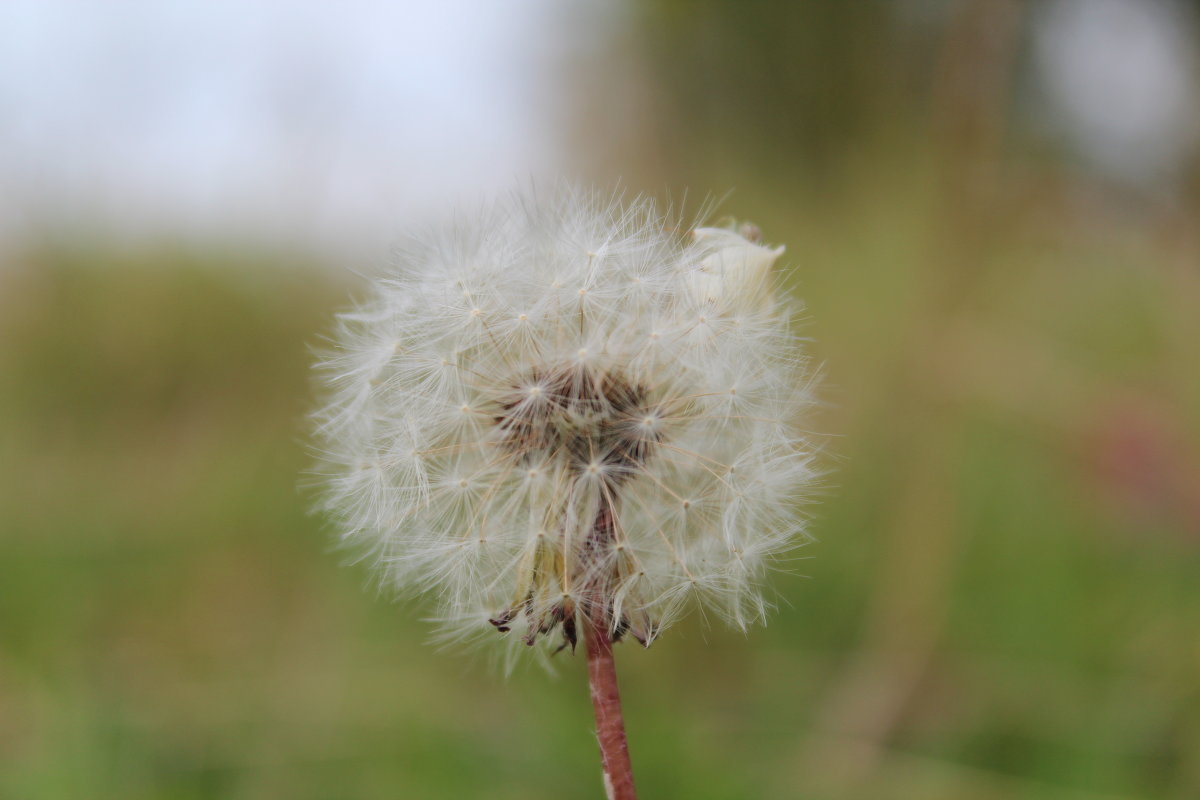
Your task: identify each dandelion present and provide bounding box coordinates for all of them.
[312,188,817,799]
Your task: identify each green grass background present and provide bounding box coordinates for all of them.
[2,152,1197,799]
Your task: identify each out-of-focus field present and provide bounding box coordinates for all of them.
[1,155,1197,799]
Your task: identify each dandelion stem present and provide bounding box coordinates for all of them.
[580,496,637,799]
[585,609,637,800]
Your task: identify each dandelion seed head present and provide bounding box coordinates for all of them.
[313,188,818,658]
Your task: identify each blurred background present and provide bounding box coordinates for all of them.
[2,1,1199,798]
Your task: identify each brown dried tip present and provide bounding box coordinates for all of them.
[488,608,516,633]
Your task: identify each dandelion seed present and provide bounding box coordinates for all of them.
[311,187,818,800]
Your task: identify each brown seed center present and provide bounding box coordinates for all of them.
[494,366,661,482]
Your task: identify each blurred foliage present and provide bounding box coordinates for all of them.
[2,155,1198,799]
[635,0,898,172]
[4,2,1200,798]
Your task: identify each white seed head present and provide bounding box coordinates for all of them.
[687,226,786,309]
[312,188,817,660]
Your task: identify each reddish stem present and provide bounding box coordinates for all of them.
[584,612,638,800]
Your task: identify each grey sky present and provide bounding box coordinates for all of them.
[1,0,570,251]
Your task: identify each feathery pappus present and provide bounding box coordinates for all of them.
[312,188,818,663]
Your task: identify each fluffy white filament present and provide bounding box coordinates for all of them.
[313,189,817,659]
